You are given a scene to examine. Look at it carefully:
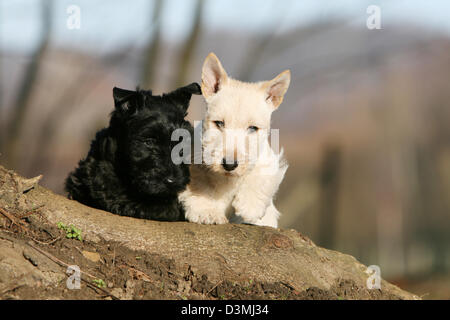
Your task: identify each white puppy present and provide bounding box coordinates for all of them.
[179,53,290,228]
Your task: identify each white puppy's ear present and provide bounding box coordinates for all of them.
[201,52,228,99]
[262,70,291,109]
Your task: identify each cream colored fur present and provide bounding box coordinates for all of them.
[179,53,290,228]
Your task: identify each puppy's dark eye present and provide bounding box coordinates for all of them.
[213,121,225,129]
[248,126,259,133]
[143,138,155,146]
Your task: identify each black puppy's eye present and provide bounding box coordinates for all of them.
[248,126,259,133]
[213,121,225,129]
[143,138,155,146]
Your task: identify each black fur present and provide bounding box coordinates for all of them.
[65,83,201,221]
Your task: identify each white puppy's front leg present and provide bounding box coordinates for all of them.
[232,181,271,224]
[180,190,228,225]
[232,149,288,226]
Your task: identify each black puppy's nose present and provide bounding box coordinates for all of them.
[222,158,238,172]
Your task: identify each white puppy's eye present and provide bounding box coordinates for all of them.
[213,120,225,129]
[248,126,259,133]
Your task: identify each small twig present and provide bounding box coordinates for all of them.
[82,278,117,299]
[1,230,116,299]
[119,264,153,282]
[207,279,224,295]
[280,281,300,292]
[1,218,59,246]
[27,241,97,278]
[42,227,56,239]
[26,241,119,300]
[30,235,61,246]
[0,207,27,227]
[0,207,29,234]
[74,246,84,255]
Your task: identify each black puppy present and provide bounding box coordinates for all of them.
[65,83,201,221]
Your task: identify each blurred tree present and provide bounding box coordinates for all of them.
[5,0,52,167]
[415,145,448,275]
[414,100,450,275]
[30,49,135,174]
[237,0,293,81]
[317,144,341,249]
[174,0,205,87]
[141,0,164,89]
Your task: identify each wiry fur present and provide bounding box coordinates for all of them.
[180,53,290,228]
[65,83,201,221]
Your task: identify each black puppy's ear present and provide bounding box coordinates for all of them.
[113,87,137,112]
[165,82,201,112]
[178,82,202,95]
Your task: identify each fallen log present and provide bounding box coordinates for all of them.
[0,165,418,299]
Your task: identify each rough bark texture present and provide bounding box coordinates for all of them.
[0,165,419,300]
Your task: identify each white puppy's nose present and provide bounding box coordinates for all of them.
[222,158,238,172]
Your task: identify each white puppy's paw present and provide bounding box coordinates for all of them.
[253,215,278,228]
[232,196,268,224]
[231,201,280,228]
[253,202,280,228]
[185,209,228,225]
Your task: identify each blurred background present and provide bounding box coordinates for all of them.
[1,0,449,299]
